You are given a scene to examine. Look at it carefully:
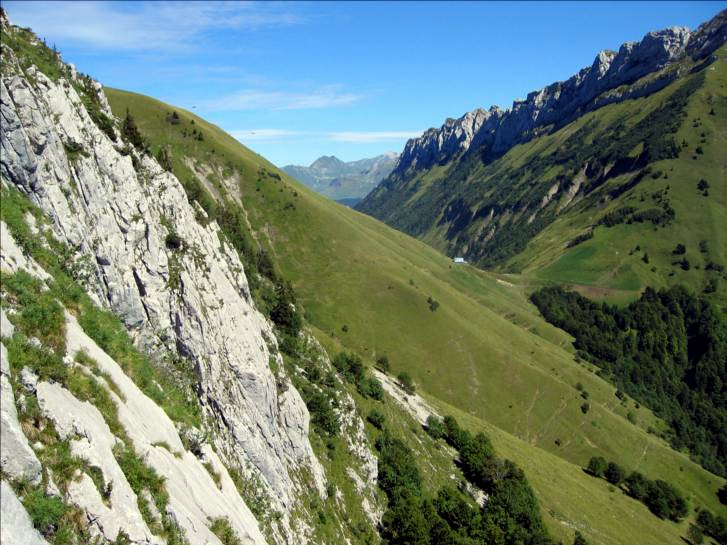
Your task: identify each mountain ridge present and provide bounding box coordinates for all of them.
[372,10,726,184]
[357,10,727,306]
[283,152,398,201]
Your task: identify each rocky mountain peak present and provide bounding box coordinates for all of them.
[593,49,617,77]
[310,154,345,170]
[687,8,727,59]
[283,152,399,200]
[383,10,725,183]
[392,106,500,175]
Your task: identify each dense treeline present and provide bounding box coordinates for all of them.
[586,457,688,521]
[375,413,555,545]
[531,285,727,476]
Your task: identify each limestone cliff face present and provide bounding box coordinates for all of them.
[383,10,726,183]
[0,16,332,544]
[393,108,499,177]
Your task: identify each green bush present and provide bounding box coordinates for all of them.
[23,489,69,537]
[209,517,241,545]
[367,409,386,430]
[376,355,390,373]
[442,415,472,450]
[567,230,594,248]
[332,352,364,383]
[424,415,446,440]
[375,432,422,499]
[270,282,302,337]
[625,471,650,500]
[357,375,384,400]
[605,462,625,485]
[459,432,497,488]
[644,480,688,521]
[397,371,415,394]
[122,110,147,152]
[2,270,66,352]
[588,461,688,522]
[299,384,338,437]
[587,456,607,477]
[696,509,727,543]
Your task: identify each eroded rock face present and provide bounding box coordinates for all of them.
[1,341,43,485]
[1,32,324,542]
[34,312,269,545]
[394,107,500,176]
[687,9,727,59]
[0,481,50,545]
[37,381,165,544]
[387,11,726,180]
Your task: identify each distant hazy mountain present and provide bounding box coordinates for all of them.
[283,152,398,202]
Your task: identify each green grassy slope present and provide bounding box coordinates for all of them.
[358,46,727,307]
[106,89,726,544]
[513,47,727,305]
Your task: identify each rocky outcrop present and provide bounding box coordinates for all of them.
[1,219,271,544]
[32,312,269,545]
[1,338,43,485]
[687,9,727,59]
[37,380,166,545]
[1,308,43,486]
[0,17,326,543]
[383,10,726,181]
[393,108,499,177]
[1,481,50,545]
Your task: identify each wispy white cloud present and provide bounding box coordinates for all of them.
[231,129,423,143]
[4,1,301,52]
[201,86,361,112]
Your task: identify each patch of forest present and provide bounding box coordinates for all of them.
[531,285,727,477]
[375,412,559,545]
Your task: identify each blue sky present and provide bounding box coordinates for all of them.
[4,1,724,166]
